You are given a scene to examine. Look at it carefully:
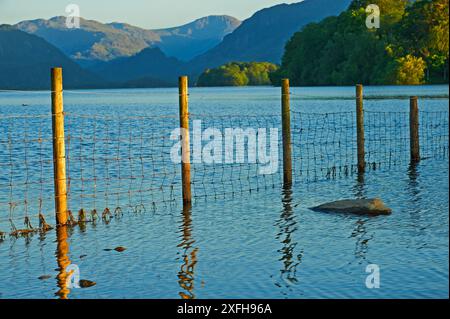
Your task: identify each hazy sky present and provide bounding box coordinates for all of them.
[0,0,302,29]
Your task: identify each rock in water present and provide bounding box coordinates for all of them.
[311,198,392,216]
[79,279,96,288]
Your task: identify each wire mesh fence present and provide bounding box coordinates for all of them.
[0,92,448,239]
[0,114,54,238]
[64,113,181,225]
[290,109,448,182]
[419,111,449,160]
[291,111,357,181]
[189,113,282,200]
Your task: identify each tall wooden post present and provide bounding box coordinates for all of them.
[410,96,420,162]
[281,79,293,186]
[356,84,365,173]
[179,76,192,205]
[51,67,68,225]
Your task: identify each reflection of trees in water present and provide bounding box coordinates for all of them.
[177,204,198,299]
[55,226,72,299]
[274,187,303,290]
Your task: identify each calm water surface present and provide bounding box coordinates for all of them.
[0,85,448,298]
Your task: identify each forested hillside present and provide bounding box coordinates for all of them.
[271,0,449,85]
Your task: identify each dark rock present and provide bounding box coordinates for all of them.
[79,279,96,288]
[311,198,392,216]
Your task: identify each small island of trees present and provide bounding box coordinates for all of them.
[196,62,279,87]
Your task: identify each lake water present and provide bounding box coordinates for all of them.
[0,85,448,299]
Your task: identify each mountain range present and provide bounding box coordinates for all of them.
[2,0,352,89]
[15,15,241,66]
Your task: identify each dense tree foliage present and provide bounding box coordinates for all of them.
[271,0,449,85]
[197,62,278,86]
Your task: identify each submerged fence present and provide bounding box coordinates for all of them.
[0,68,448,238]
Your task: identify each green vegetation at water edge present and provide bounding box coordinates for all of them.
[271,0,449,86]
[196,62,279,86]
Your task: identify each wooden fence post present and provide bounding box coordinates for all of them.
[410,96,420,162]
[179,76,192,205]
[281,79,293,186]
[51,67,68,225]
[356,84,365,173]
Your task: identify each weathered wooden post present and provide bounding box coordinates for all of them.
[356,84,365,173]
[410,96,420,162]
[179,76,192,205]
[281,79,293,186]
[51,67,68,225]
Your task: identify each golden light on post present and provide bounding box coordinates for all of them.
[51,67,68,225]
[179,76,192,205]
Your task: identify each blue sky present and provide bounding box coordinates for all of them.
[0,0,301,29]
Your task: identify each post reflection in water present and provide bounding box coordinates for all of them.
[274,186,302,290]
[407,161,426,240]
[353,171,366,199]
[350,172,372,263]
[350,218,372,263]
[55,226,72,299]
[177,203,199,299]
[408,161,421,202]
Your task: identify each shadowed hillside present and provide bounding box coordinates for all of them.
[90,46,186,86]
[0,26,104,90]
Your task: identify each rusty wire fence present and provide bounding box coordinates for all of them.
[290,109,449,181]
[0,89,448,239]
